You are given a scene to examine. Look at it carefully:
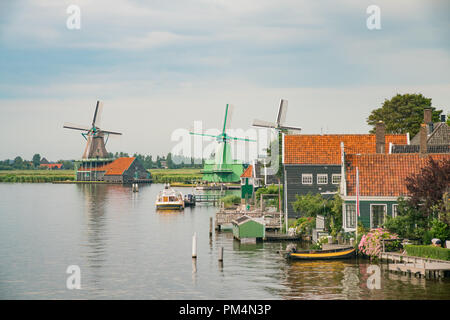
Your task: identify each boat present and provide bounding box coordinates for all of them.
[286,246,356,260]
[155,184,185,210]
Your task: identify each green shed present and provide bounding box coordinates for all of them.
[232,215,265,241]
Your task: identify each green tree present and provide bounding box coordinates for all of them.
[32,154,41,168]
[367,93,442,136]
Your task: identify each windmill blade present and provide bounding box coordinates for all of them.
[252,119,277,129]
[100,129,122,135]
[92,100,104,127]
[82,135,93,159]
[222,104,234,134]
[189,132,219,139]
[63,122,90,131]
[226,135,257,142]
[276,99,288,126]
[279,125,302,132]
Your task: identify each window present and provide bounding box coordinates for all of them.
[332,174,341,184]
[371,204,387,228]
[345,204,356,229]
[317,174,328,184]
[302,174,313,184]
[392,204,398,218]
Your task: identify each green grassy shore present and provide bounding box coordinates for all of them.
[0,169,203,183]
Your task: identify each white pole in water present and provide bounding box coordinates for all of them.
[192,232,197,258]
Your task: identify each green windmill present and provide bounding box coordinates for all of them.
[190,104,256,183]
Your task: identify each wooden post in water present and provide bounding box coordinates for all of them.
[192,232,197,259]
[209,217,213,237]
[218,247,224,262]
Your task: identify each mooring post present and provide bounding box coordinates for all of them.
[192,232,197,259]
[209,217,213,237]
[218,246,224,262]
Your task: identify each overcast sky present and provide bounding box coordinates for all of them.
[0,0,449,161]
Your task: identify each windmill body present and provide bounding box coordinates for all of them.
[64,101,122,160]
[190,104,256,183]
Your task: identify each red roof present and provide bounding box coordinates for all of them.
[240,165,253,178]
[104,157,135,175]
[284,134,408,165]
[345,153,450,197]
[78,157,135,175]
[40,163,63,169]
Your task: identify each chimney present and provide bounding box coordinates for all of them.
[419,123,427,155]
[375,121,385,154]
[424,108,432,124]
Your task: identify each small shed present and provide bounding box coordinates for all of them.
[232,215,265,241]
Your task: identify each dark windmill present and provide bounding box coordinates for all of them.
[63,101,122,159]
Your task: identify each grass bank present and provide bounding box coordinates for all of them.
[0,170,75,183]
[148,169,202,184]
[0,169,203,183]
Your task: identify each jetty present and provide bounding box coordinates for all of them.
[380,251,450,279]
[215,204,283,231]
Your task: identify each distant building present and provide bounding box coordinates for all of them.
[240,164,262,199]
[76,157,151,183]
[40,157,50,165]
[282,123,408,218]
[340,153,450,231]
[391,109,449,154]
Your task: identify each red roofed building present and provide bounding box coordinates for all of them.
[240,164,262,199]
[76,157,151,183]
[40,163,63,170]
[341,153,450,231]
[282,122,408,218]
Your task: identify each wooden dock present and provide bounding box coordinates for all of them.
[215,209,282,230]
[380,252,450,279]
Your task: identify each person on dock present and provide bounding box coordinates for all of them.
[431,238,442,247]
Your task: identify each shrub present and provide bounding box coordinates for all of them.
[293,217,316,235]
[221,195,241,208]
[404,245,450,261]
[429,218,450,243]
[358,228,399,258]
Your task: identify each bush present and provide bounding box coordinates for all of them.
[221,195,241,208]
[429,218,450,243]
[404,245,450,261]
[358,228,399,258]
[293,217,315,235]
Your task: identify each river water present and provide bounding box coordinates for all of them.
[0,183,449,300]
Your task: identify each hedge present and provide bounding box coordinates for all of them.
[404,245,450,261]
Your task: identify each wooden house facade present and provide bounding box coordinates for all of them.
[282,127,408,219]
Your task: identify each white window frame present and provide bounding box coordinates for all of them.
[332,174,341,185]
[317,174,328,185]
[392,204,398,218]
[370,204,387,229]
[302,174,313,185]
[345,203,357,230]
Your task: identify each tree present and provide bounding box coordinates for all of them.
[367,93,442,136]
[32,154,41,168]
[13,156,23,169]
[405,157,450,219]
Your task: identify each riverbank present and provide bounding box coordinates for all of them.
[0,170,75,182]
[0,169,203,183]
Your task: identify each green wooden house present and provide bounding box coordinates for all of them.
[340,153,449,231]
[240,164,262,199]
[232,216,265,241]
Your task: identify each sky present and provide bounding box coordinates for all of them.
[0,0,449,161]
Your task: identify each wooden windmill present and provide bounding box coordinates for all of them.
[190,104,256,183]
[252,99,302,133]
[63,101,122,159]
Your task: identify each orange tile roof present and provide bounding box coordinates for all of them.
[284,134,408,165]
[78,157,135,175]
[345,153,449,197]
[104,157,135,175]
[40,163,63,168]
[241,165,253,178]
